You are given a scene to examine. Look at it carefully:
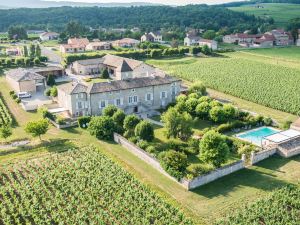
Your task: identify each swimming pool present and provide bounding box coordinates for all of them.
[236,127,279,146]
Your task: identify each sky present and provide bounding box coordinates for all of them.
[47,0,246,6]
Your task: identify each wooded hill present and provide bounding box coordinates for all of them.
[0,5,265,32]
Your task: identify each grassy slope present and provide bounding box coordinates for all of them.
[0,71,300,224]
[229,3,300,27]
[146,48,300,120]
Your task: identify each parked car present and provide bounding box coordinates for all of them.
[17,92,31,99]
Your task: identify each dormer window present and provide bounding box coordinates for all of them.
[131,89,135,92]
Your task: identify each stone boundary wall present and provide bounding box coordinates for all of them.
[183,159,245,190]
[277,147,300,158]
[113,133,181,185]
[114,133,246,190]
[250,148,277,165]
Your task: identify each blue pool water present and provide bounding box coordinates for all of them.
[236,127,279,146]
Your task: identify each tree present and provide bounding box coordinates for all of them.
[223,104,236,120]
[33,57,40,65]
[23,46,28,57]
[159,150,188,179]
[188,81,206,95]
[24,57,31,67]
[88,116,116,140]
[196,102,211,119]
[65,21,87,37]
[29,44,35,58]
[202,30,216,40]
[161,108,193,141]
[50,86,57,97]
[134,120,154,142]
[35,44,41,58]
[103,105,118,117]
[0,126,12,141]
[112,109,126,127]
[209,106,226,123]
[123,114,140,133]
[47,74,56,86]
[15,58,23,66]
[25,119,49,141]
[185,98,199,115]
[8,25,27,40]
[5,59,12,67]
[202,44,212,55]
[101,68,109,79]
[199,130,229,167]
[170,39,179,48]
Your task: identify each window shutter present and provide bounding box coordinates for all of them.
[151,93,153,101]
[165,91,168,98]
[75,102,78,110]
[145,94,147,101]
[120,98,124,105]
[99,102,101,109]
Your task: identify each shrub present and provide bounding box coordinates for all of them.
[159,150,188,180]
[47,74,56,86]
[56,116,66,125]
[195,102,211,119]
[123,114,140,132]
[281,120,292,130]
[112,109,126,128]
[188,93,201,99]
[101,68,109,79]
[165,139,187,152]
[88,116,116,140]
[137,140,149,150]
[186,138,200,155]
[188,81,206,95]
[145,145,157,155]
[209,100,222,107]
[186,164,214,179]
[11,93,18,100]
[176,94,187,103]
[44,88,51,96]
[134,120,154,142]
[199,130,229,167]
[185,98,199,115]
[238,145,258,158]
[15,98,21,103]
[33,57,40,65]
[24,119,49,140]
[263,117,273,126]
[198,96,212,103]
[223,104,236,119]
[103,105,118,117]
[78,116,91,128]
[9,90,15,96]
[50,86,57,97]
[209,106,226,123]
[128,136,138,144]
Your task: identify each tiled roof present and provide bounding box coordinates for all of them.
[6,69,45,82]
[57,82,88,94]
[40,32,59,37]
[88,76,180,94]
[75,58,104,66]
[68,38,89,46]
[87,41,110,47]
[117,60,133,72]
[103,54,143,70]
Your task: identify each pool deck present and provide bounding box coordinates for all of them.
[235,126,281,146]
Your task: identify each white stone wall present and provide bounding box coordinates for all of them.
[250,148,277,165]
[185,159,245,190]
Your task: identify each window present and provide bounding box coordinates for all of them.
[145,93,152,101]
[128,96,133,104]
[133,96,138,103]
[115,98,121,106]
[78,102,83,109]
[80,93,84,98]
[161,91,167,99]
[75,94,78,99]
[99,100,106,109]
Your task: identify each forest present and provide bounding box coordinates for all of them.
[0,5,266,32]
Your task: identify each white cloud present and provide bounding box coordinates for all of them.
[46,0,246,6]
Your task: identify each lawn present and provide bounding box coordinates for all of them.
[229,3,300,27]
[146,49,300,116]
[1,68,300,224]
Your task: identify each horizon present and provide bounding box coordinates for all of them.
[44,0,246,5]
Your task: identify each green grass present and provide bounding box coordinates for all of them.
[1,69,300,224]
[147,49,300,116]
[229,3,300,27]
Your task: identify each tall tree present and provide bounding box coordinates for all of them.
[23,46,28,57]
[8,25,27,40]
[25,119,49,141]
[35,44,41,58]
[29,44,35,58]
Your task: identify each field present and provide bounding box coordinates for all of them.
[147,48,300,115]
[229,3,300,27]
[0,146,193,225]
[0,94,13,126]
[219,185,300,225]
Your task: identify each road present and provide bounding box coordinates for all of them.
[41,45,63,67]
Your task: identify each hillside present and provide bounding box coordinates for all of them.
[0,0,161,8]
[0,5,264,32]
[229,3,300,27]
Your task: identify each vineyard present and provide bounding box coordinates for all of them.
[219,185,300,225]
[147,50,300,114]
[0,146,193,225]
[0,94,13,126]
